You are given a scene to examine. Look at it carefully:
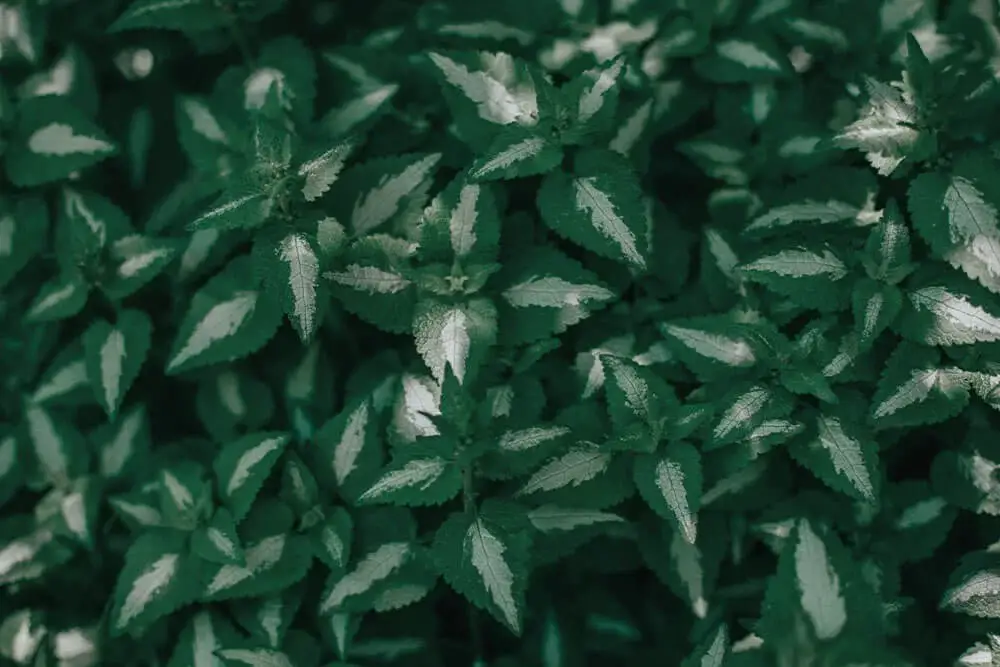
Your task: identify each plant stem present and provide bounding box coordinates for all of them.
[462,463,484,662]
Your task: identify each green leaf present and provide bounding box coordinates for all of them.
[30,346,89,406]
[789,406,880,504]
[600,354,674,438]
[319,540,414,614]
[201,528,312,601]
[214,432,290,522]
[413,298,497,385]
[166,257,282,374]
[321,84,399,137]
[26,404,88,490]
[870,342,969,429]
[297,138,356,203]
[188,178,275,232]
[514,443,615,498]
[336,153,442,236]
[109,0,229,33]
[660,316,762,380]
[110,530,199,637]
[538,149,648,270]
[695,37,791,82]
[192,507,244,566]
[5,97,116,187]
[254,230,325,343]
[25,273,90,323]
[0,433,22,509]
[561,56,626,143]
[217,647,295,667]
[942,569,1000,618]
[681,624,728,667]
[899,277,1000,346]
[852,278,902,348]
[468,126,562,182]
[168,610,243,667]
[159,461,212,531]
[357,437,462,507]
[432,500,532,635]
[861,198,913,284]
[909,153,1000,294]
[737,246,850,305]
[633,442,702,544]
[82,310,152,418]
[310,506,353,571]
[325,234,418,334]
[419,175,501,264]
[833,76,923,176]
[102,234,179,299]
[709,383,789,448]
[0,196,48,288]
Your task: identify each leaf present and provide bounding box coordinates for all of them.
[357,438,461,507]
[319,541,413,613]
[660,316,761,380]
[82,310,152,418]
[525,505,625,533]
[419,175,501,264]
[102,234,179,299]
[538,150,648,270]
[432,500,532,635]
[316,398,379,493]
[909,154,1000,294]
[25,273,89,323]
[695,38,790,82]
[343,153,442,236]
[5,98,116,186]
[681,624,728,667]
[166,257,282,374]
[109,0,229,32]
[413,298,497,385]
[201,531,312,601]
[852,278,902,347]
[26,405,88,490]
[562,57,626,142]
[168,610,243,667]
[255,230,324,342]
[634,442,702,544]
[310,506,353,571]
[217,648,295,667]
[870,342,969,429]
[901,281,1000,346]
[298,139,355,202]
[833,77,922,176]
[600,354,674,437]
[789,407,880,503]
[861,199,912,284]
[469,126,562,182]
[110,530,198,637]
[159,461,212,530]
[321,84,399,137]
[515,444,613,496]
[192,508,244,566]
[942,570,1000,618]
[214,432,290,522]
[188,179,274,233]
[0,196,48,289]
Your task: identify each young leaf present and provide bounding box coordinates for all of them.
[870,342,969,429]
[213,432,291,522]
[357,438,461,507]
[852,278,902,347]
[319,541,414,613]
[413,298,497,385]
[192,507,244,566]
[82,310,152,418]
[201,531,312,601]
[538,149,648,270]
[26,405,88,491]
[254,230,324,342]
[633,442,702,544]
[419,175,501,264]
[297,139,355,203]
[25,273,90,323]
[0,196,48,289]
[432,500,532,635]
[110,530,198,637]
[166,257,282,374]
[102,234,179,299]
[833,77,922,176]
[469,126,562,182]
[340,153,442,236]
[789,406,880,504]
[562,56,626,142]
[861,199,912,284]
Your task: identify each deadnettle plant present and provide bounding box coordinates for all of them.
[7,1,1000,666]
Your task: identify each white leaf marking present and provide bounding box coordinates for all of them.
[656,457,696,543]
[471,137,545,179]
[662,324,756,367]
[816,415,875,501]
[449,184,479,258]
[32,359,87,403]
[896,497,947,529]
[0,215,14,256]
[910,286,1000,344]
[609,99,653,155]
[578,59,623,123]
[28,123,113,155]
[498,426,570,452]
[192,611,220,667]
[327,264,411,293]
[503,276,614,308]
[27,406,68,485]
[0,436,16,477]
[351,154,441,235]
[517,447,612,495]
[741,248,847,278]
[428,52,537,126]
[99,328,126,412]
[162,471,194,511]
[527,506,624,532]
[795,520,846,640]
[206,535,286,595]
[713,387,770,440]
[334,401,369,485]
[181,97,227,144]
[717,40,782,71]
[101,408,144,477]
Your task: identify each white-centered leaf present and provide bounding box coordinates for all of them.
[449,183,479,258]
[324,84,398,136]
[32,359,87,403]
[179,228,221,280]
[717,40,782,70]
[326,264,411,294]
[191,612,220,667]
[351,154,441,235]
[162,471,194,512]
[945,176,999,244]
[28,123,113,155]
[0,215,14,257]
[27,280,85,320]
[320,541,412,612]
[99,328,126,413]
[526,506,624,532]
[26,406,69,487]
[276,233,319,338]
[578,59,623,124]
[0,435,16,478]
[794,520,846,640]
[167,291,258,371]
[428,52,538,126]
[910,286,1000,344]
[574,176,645,269]
[662,324,757,367]
[115,553,180,631]
[748,200,860,231]
[741,248,848,279]
[470,136,546,180]
[713,386,771,441]
[815,415,875,501]
[516,447,612,495]
[655,458,696,543]
[299,140,354,202]
[896,497,947,529]
[943,571,1000,611]
[226,435,289,496]
[498,426,571,452]
[217,648,293,667]
[503,276,614,308]
[873,368,965,418]
[610,99,653,155]
[415,300,496,385]
[671,529,708,618]
[180,97,228,144]
[101,407,145,478]
[358,458,449,501]
[206,535,286,595]
[334,401,369,485]
[467,517,521,633]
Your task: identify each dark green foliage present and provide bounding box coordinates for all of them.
[8,1,1000,666]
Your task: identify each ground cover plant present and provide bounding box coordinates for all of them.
[9,0,1000,665]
